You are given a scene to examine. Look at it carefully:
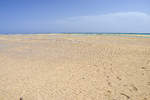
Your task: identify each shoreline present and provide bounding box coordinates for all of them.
[0,33,150,38]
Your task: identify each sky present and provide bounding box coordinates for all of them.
[0,0,150,33]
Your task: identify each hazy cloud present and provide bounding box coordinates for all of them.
[54,12,150,33]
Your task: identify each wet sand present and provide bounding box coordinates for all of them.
[0,34,150,100]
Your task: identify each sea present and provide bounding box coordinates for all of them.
[0,32,150,38]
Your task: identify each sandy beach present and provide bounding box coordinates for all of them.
[0,34,150,100]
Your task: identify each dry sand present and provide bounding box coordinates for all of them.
[0,34,150,100]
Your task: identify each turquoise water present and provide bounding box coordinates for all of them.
[1,32,150,35]
[0,32,150,35]
[62,32,150,35]
[0,33,150,38]
[99,33,150,38]
[62,33,150,38]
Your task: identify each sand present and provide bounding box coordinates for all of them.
[0,34,150,100]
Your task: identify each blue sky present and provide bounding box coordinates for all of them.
[0,0,150,33]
